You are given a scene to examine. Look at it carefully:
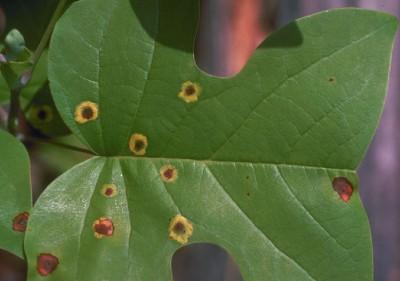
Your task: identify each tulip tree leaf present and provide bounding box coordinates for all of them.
[24,0,398,281]
[0,129,32,258]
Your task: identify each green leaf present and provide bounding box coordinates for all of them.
[25,157,371,280]
[0,129,32,258]
[24,1,398,281]
[49,3,397,171]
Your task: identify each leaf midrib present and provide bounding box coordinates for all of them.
[107,155,356,173]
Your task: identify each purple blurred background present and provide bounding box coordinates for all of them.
[0,1,399,280]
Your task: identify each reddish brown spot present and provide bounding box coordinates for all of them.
[12,212,29,232]
[332,177,353,202]
[172,222,186,235]
[163,168,174,180]
[93,218,114,238]
[105,188,114,196]
[37,253,59,276]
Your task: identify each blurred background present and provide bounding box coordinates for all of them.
[0,0,399,280]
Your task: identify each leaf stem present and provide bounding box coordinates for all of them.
[31,0,69,67]
[25,136,95,155]
[7,89,21,135]
[0,107,7,128]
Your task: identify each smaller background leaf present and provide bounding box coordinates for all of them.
[25,81,70,138]
[0,129,32,258]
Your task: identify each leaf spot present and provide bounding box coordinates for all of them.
[101,184,118,198]
[12,212,29,232]
[160,164,178,183]
[169,215,193,245]
[328,76,336,84]
[93,217,114,238]
[129,133,148,156]
[74,101,98,124]
[37,253,59,276]
[178,81,201,103]
[30,105,53,124]
[332,177,353,202]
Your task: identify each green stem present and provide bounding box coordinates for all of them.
[7,0,69,135]
[30,0,69,67]
[0,107,7,129]
[25,136,95,155]
[7,89,21,135]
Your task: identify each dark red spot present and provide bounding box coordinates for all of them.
[94,218,114,237]
[163,168,174,180]
[81,106,94,119]
[105,188,114,196]
[185,85,196,96]
[332,177,353,202]
[173,222,186,235]
[12,212,29,232]
[37,253,59,276]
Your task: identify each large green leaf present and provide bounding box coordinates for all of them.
[0,129,32,258]
[48,2,396,171]
[24,0,398,280]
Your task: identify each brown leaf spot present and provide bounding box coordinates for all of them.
[332,177,353,202]
[178,81,201,103]
[129,133,148,156]
[328,76,336,84]
[74,101,98,124]
[160,165,178,183]
[37,253,59,276]
[93,217,114,238]
[169,215,193,244]
[29,105,53,127]
[12,212,29,232]
[101,184,118,198]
